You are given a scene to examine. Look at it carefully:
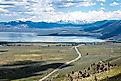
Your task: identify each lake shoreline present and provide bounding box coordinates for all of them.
[0,32,105,43]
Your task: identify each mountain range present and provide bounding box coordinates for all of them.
[0,20,121,41]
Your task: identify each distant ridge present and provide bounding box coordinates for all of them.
[0,20,121,41]
[0,21,83,29]
[0,20,120,29]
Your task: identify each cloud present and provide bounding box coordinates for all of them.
[110,1,119,6]
[0,7,8,12]
[97,0,106,2]
[100,7,105,10]
[77,1,96,7]
[0,4,14,8]
[53,0,96,8]
[63,10,121,22]
[17,10,121,22]
[0,0,121,22]
[100,3,104,6]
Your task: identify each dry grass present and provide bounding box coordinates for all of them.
[1,43,121,81]
[0,45,77,64]
[0,44,77,81]
[73,66,121,81]
[51,43,121,81]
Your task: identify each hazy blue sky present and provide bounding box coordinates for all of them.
[0,0,121,22]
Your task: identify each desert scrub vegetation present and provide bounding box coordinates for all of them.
[52,61,119,81]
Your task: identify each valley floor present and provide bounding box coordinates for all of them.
[0,42,121,81]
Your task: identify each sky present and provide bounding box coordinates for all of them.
[0,0,121,22]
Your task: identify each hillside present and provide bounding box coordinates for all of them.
[84,20,121,40]
[96,20,121,40]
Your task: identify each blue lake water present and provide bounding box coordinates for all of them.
[0,32,105,42]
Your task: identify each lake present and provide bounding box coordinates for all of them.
[0,32,105,42]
